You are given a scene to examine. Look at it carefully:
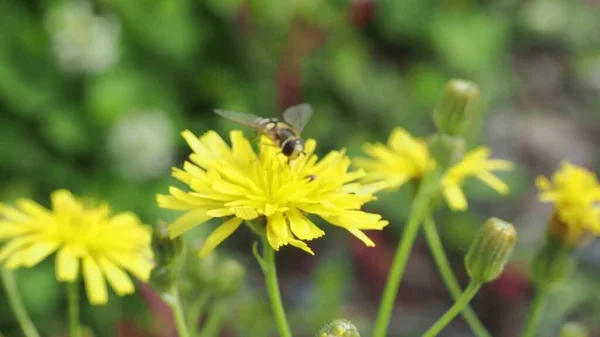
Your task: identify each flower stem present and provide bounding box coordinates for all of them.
[422,214,491,337]
[520,286,549,337]
[372,168,444,337]
[262,239,292,337]
[0,267,41,337]
[422,280,482,337]
[164,287,191,337]
[198,302,226,337]
[67,281,81,337]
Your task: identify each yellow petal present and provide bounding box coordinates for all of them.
[97,256,134,296]
[83,256,108,305]
[50,189,78,213]
[266,212,289,250]
[106,252,153,281]
[0,236,37,262]
[346,228,375,247]
[233,207,259,220]
[535,176,551,191]
[16,199,51,218]
[0,223,33,240]
[443,184,468,211]
[287,238,314,255]
[287,209,324,241]
[56,246,79,282]
[168,209,212,238]
[198,217,243,258]
[25,242,59,267]
[476,172,509,195]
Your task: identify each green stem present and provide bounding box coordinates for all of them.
[422,281,483,337]
[198,303,226,337]
[422,215,491,337]
[164,287,191,337]
[372,169,443,337]
[0,267,41,337]
[67,281,81,337]
[186,293,210,335]
[262,239,292,337]
[520,286,549,337]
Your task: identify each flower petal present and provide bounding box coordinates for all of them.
[198,217,243,258]
[287,209,324,241]
[83,256,108,305]
[56,246,79,282]
[346,228,375,247]
[168,209,212,238]
[97,256,135,296]
[443,184,468,211]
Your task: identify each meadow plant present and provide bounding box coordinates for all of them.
[1,79,598,337]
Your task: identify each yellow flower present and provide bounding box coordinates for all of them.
[157,130,388,257]
[357,128,513,211]
[441,147,513,211]
[0,190,154,305]
[536,162,600,239]
[354,127,434,189]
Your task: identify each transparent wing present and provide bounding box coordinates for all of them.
[282,103,313,133]
[214,109,263,128]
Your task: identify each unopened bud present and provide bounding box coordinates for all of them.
[465,218,517,283]
[433,79,481,136]
[214,257,246,297]
[318,319,360,337]
[149,265,177,294]
[426,133,465,169]
[152,220,184,267]
[560,322,589,337]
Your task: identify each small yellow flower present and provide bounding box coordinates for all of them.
[536,162,600,239]
[157,130,388,257]
[357,128,513,211]
[441,147,513,211]
[354,127,434,189]
[0,190,154,305]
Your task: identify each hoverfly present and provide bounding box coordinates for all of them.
[214,104,313,160]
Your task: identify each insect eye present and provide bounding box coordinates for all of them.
[281,140,297,157]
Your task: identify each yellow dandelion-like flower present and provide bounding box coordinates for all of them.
[441,147,513,211]
[0,190,154,305]
[536,162,600,238]
[354,127,434,189]
[357,128,513,211]
[157,130,388,257]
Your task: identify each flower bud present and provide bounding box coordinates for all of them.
[560,322,589,337]
[465,218,517,283]
[426,133,465,169]
[152,220,184,267]
[318,319,360,337]
[433,79,481,136]
[149,265,178,294]
[213,257,246,297]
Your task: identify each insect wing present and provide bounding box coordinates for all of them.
[214,109,264,129]
[282,103,313,134]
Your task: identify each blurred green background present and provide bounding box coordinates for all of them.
[1,0,600,336]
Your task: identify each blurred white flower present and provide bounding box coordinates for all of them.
[107,111,176,181]
[45,1,120,73]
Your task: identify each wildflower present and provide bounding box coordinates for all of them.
[536,162,600,245]
[157,130,388,257]
[357,128,513,211]
[354,127,434,189]
[441,147,513,211]
[0,190,153,305]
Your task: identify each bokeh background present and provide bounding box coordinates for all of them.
[1,0,600,336]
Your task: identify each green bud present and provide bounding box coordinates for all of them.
[213,257,246,297]
[318,319,360,337]
[531,234,573,288]
[149,265,178,294]
[560,322,589,337]
[426,133,465,169]
[152,220,184,267]
[465,218,517,283]
[433,79,481,136]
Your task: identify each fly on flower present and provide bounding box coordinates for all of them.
[214,104,313,160]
